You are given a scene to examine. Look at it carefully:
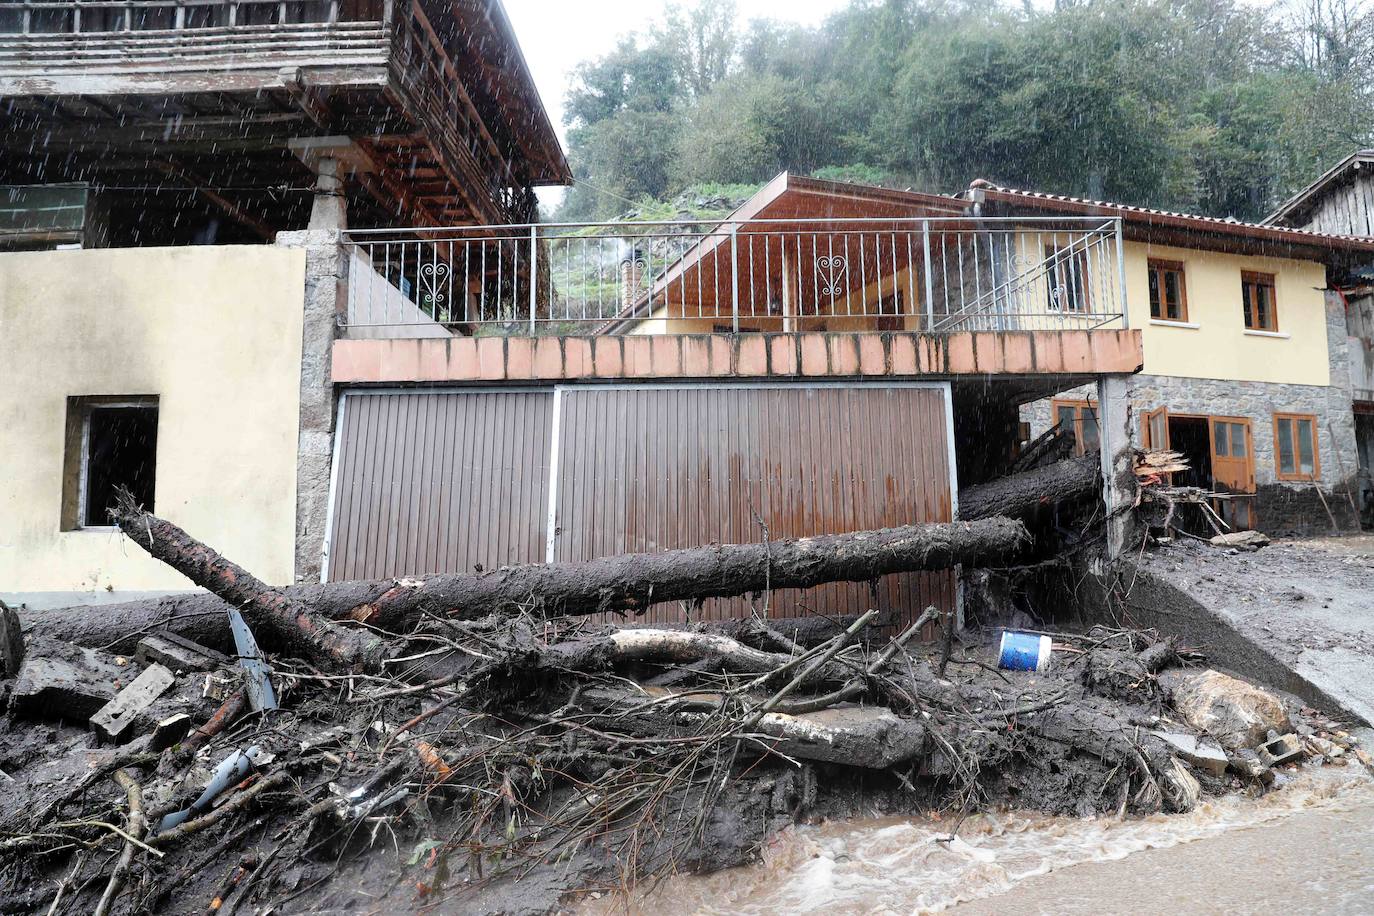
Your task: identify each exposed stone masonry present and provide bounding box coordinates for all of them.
[1022,291,1361,533]
[276,229,345,583]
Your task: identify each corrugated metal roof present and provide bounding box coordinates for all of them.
[969,179,1374,252]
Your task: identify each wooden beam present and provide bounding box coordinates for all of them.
[279,66,333,129]
[352,140,442,227]
[148,160,276,240]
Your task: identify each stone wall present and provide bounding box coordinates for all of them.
[1021,291,1361,534]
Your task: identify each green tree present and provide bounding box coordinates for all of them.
[558,0,1374,223]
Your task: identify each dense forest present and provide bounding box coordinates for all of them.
[555,0,1374,223]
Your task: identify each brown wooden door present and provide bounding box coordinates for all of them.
[1210,416,1255,529]
[1142,407,1169,450]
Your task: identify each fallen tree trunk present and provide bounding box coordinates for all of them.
[109,492,388,671]
[957,454,1101,522]
[28,513,1029,654]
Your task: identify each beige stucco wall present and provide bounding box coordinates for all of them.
[1123,241,1331,386]
[0,246,306,591]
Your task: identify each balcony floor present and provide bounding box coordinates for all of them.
[330,329,1143,385]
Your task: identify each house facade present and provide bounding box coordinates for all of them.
[0,0,569,598]
[34,5,1371,616]
[981,184,1374,534]
[324,174,1144,627]
[1263,150,1374,526]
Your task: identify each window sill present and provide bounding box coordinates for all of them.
[68,525,120,533]
[1149,319,1199,329]
[1244,329,1290,339]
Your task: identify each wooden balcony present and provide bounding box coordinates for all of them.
[0,0,568,235]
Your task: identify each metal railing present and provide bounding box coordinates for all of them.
[341,216,1128,336]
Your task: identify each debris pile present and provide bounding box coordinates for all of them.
[0,487,1365,914]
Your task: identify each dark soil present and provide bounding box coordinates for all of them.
[0,617,1347,916]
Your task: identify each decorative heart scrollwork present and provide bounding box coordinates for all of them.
[815,255,848,298]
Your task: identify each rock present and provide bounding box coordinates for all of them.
[1209,531,1270,549]
[89,663,176,744]
[0,600,23,678]
[1157,669,1291,752]
[8,637,126,722]
[1150,731,1230,777]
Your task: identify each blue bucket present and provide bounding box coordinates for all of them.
[998,632,1053,672]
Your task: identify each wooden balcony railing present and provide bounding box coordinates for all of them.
[0,0,535,226]
[0,0,386,34]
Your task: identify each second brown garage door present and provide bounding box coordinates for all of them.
[550,384,955,623]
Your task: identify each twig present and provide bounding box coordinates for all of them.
[976,690,1069,723]
[1313,481,1340,534]
[743,610,876,728]
[772,611,929,715]
[45,851,86,916]
[93,769,147,916]
[1327,419,1360,517]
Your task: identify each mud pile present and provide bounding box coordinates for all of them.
[1,602,1362,915]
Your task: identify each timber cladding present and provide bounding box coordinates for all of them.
[325,384,956,626]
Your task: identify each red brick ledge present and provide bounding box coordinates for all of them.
[331,330,1142,384]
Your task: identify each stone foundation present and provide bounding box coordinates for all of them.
[1022,291,1361,535]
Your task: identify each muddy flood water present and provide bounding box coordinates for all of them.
[583,766,1374,915]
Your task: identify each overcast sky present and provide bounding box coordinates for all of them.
[503,0,851,145]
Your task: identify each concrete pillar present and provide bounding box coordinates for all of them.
[307,156,347,232]
[275,229,346,583]
[287,136,374,234]
[1097,373,1135,558]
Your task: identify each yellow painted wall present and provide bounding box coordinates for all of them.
[628,231,1332,390]
[0,246,306,591]
[1123,241,1330,386]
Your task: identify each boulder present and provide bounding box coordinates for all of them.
[1157,668,1290,751]
[8,636,127,722]
[1209,531,1270,549]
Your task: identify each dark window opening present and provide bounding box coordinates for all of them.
[62,398,159,529]
[1052,399,1099,456]
[1166,416,1211,489]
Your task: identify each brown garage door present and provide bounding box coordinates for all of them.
[551,384,955,624]
[324,389,553,581]
[325,383,956,627]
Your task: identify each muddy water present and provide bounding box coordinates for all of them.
[584,766,1374,915]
